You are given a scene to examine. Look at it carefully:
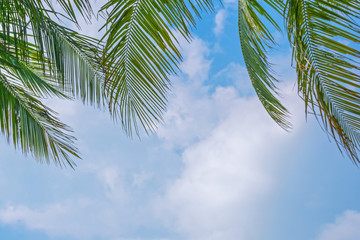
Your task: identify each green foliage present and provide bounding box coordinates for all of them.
[284,0,360,162]
[0,0,101,167]
[238,0,291,129]
[2,0,360,166]
[100,0,215,134]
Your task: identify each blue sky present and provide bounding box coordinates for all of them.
[1,1,360,240]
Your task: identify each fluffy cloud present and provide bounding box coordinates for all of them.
[0,199,96,239]
[0,35,217,240]
[214,62,254,96]
[1,1,357,240]
[213,9,227,36]
[154,36,305,240]
[178,37,211,83]
[0,18,305,240]
[156,37,215,148]
[156,84,304,240]
[316,211,360,240]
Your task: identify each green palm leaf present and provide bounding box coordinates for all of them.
[0,0,103,166]
[0,39,66,98]
[238,0,291,129]
[0,0,103,106]
[100,0,215,135]
[285,0,360,162]
[0,73,79,168]
[37,19,104,107]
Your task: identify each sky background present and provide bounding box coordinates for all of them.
[1,1,360,240]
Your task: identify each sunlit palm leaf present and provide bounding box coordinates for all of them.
[55,0,93,23]
[100,0,214,135]
[37,19,104,107]
[0,0,103,106]
[285,0,360,162]
[0,73,79,168]
[238,0,291,129]
[0,0,103,166]
[0,39,66,98]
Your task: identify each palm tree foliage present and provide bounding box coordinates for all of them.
[284,0,360,162]
[0,0,215,166]
[2,0,360,166]
[0,0,101,167]
[100,0,360,164]
[237,0,360,163]
[99,0,215,134]
[238,0,291,129]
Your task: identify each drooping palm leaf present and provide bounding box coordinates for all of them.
[0,52,67,102]
[100,0,215,135]
[55,0,93,23]
[0,0,104,166]
[285,0,360,162]
[0,72,79,167]
[0,0,103,105]
[35,19,105,107]
[238,0,291,129]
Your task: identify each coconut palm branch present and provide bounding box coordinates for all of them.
[3,0,360,167]
[285,0,360,163]
[0,0,103,166]
[100,0,215,135]
[0,0,104,105]
[0,72,79,167]
[238,0,291,129]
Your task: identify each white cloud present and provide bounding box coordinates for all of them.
[179,37,211,83]
[1,1,354,240]
[316,211,360,240]
[0,199,96,239]
[214,62,254,96]
[97,166,128,203]
[154,37,303,239]
[0,34,216,240]
[213,9,227,36]
[156,83,303,240]
[132,171,153,187]
[0,28,305,240]
[154,42,304,238]
[157,39,264,149]
[157,37,214,148]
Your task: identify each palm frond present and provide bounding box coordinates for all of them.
[54,0,93,23]
[238,0,291,129]
[0,0,104,107]
[0,41,66,98]
[100,0,215,135]
[285,0,360,163]
[0,72,79,168]
[37,19,105,107]
[0,0,104,166]
[15,0,93,23]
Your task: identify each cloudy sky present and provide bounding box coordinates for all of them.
[1,1,360,240]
